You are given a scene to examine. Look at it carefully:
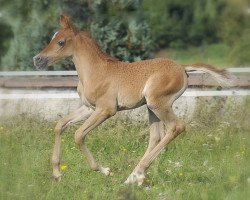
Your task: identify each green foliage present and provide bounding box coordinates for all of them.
[0,0,60,70]
[0,21,12,63]
[143,0,249,47]
[217,0,249,45]
[143,0,222,48]
[217,0,250,65]
[160,43,231,67]
[0,0,152,70]
[230,29,250,66]
[0,0,249,70]
[89,0,152,62]
[91,18,152,62]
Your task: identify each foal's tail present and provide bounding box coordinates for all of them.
[183,63,235,87]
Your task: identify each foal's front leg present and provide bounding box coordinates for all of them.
[51,105,93,180]
[74,106,116,176]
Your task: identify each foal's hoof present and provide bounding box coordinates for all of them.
[124,171,145,186]
[53,173,62,182]
[100,167,113,176]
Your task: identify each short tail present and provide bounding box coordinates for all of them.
[183,63,235,87]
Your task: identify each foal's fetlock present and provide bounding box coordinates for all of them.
[52,162,62,181]
[99,166,112,176]
[124,171,145,186]
[52,171,62,181]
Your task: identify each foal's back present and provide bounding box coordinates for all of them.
[104,58,186,110]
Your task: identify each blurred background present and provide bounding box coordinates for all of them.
[0,0,249,71]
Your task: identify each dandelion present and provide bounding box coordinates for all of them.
[121,146,127,152]
[179,172,184,177]
[60,164,68,171]
[0,126,3,131]
[240,146,246,156]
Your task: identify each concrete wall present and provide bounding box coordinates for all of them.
[0,88,246,122]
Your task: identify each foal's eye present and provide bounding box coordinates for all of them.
[57,40,65,47]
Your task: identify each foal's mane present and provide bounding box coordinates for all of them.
[78,32,119,62]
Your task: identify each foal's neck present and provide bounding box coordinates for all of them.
[72,32,117,82]
[72,33,104,82]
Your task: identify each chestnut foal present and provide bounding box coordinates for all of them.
[34,15,232,185]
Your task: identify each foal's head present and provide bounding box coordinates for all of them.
[33,15,78,70]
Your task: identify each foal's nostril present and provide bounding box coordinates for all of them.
[35,56,41,62]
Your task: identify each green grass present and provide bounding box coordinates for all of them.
[0,100,249,200]
[156,43,232,68]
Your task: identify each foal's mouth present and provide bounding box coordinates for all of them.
[33,55,50,70]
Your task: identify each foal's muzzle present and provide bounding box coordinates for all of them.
[33,54,49,70]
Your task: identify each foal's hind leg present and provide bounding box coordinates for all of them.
[124,109,164,184]
[142,109,164,159]
[125,106,185,185]
[52,106,93,180]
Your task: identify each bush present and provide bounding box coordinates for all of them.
[143,0,249,50]
[0,0,152,70]
[229,29,250,66]
[0,0,59,70]
[143,0,221,48]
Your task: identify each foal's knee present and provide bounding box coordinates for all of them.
[54,120,64,134]
[74,130,83,146]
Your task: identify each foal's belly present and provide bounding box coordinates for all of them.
[117,91,146,111]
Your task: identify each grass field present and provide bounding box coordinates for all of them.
[0,99,249,200]
[156,43,232,68]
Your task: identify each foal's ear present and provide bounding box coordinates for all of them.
[60,14,78,35]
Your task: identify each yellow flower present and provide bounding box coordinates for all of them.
[121,147,127,152]
[0,126,3,130]
[60,164,68,171]
[179,172,184,177]
[240,146,246,155]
